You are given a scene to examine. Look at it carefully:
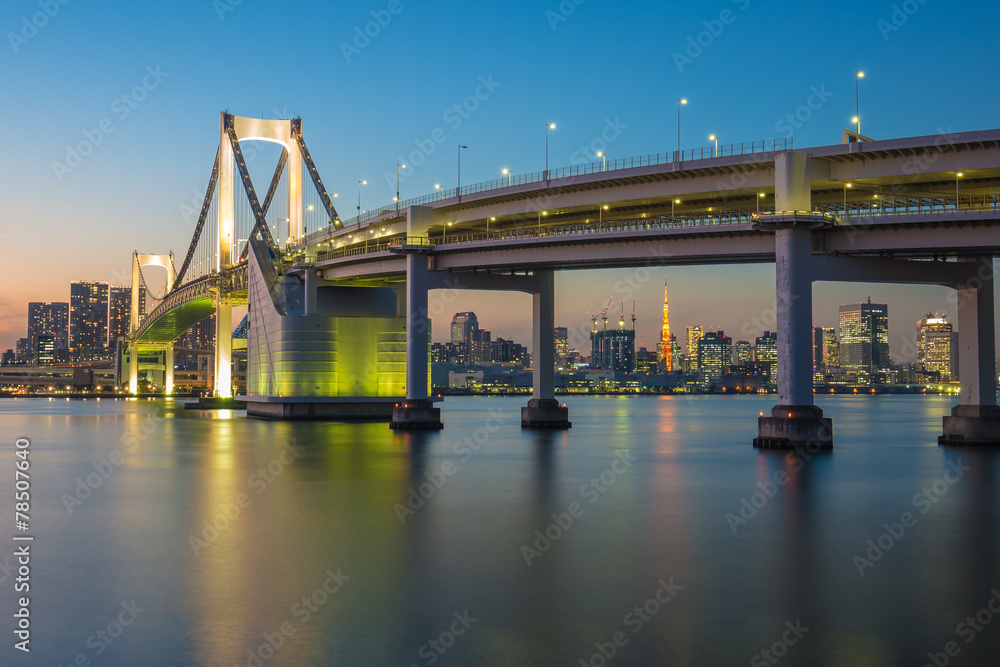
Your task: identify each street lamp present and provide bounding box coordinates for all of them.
[458,145,467,198]
[396,163,406,211]
[502,167,511,186]
[599,204,609,223]
[957,172,964,208]
[677,98,687,161]
[844,183,852,215]
[545,123,556,179]
[757,192,766,212]
[435,184,443,200]
[538,210,547,232]
[672,199,680,217]
[488,216,495,236]
[596,151,607,172]
[855,70,864,139]
[357,180,366,226]
[709,134,718,158]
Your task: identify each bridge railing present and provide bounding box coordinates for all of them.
[816,193,1000,219]
[300,137,794,242]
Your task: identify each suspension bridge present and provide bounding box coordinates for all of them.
[125,114,1000,446]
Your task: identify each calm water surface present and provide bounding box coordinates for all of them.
[2,395,999,666]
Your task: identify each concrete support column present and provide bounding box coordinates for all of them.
[942,259,1000,445]
[303,269,318,316]
[522,270,570,428]
[164,345,174,395]
[390,252,442,429]
[216,300,232,398]
[775,227,814,407]
[128,346,138,394]
[956,271,996,406]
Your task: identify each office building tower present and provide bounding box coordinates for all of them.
[70,281,109,361]
[554,327,569,367]
[450,312,479,364]
[36,334,55,365]
[591,313,636,373]
[108,286,132,350]
[698,330,733,378]
[917,313,958,381]
[755,331,778,381]
[736,340,753,365]
[822,327,839,371]
[686,325,704,360]
[27,301,69,363]
[839,300,889,381]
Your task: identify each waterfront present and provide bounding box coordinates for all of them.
[2,395,999,666]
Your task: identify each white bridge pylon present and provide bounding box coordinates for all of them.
[129,252,176,395]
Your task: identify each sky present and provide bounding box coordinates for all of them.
[2,0,998,364]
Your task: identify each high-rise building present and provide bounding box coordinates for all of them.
[108,286,132,350]
[591,314,636,373]
[658,280,672,371]
[27,302,69,363]
[839,300,889,382]
[822,327,839,371]
[736,340,753,365]
[917,313,958,381]
[698,330,733,378]
[635,346,659,374]
[755,331,777,382]
[70,281,110,361]
[36,334,55,365]
[450,312,479,364]
[554,327,569,367]
[15,338,30,362]
[812,326,825,372]
[686,325,703,360]
[470,328,492,364]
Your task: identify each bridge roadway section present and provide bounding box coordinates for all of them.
[137,126,1000,446]
[288,129,1000,445]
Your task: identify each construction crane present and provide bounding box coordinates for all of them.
[631,299,636,330]
[619,301,626,329]
[600,297,613,330]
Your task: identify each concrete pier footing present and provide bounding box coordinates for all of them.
[389,399,444,430]
[244,397,399,421]
[940,405,1000,446]
[521,398,572,429]
[754,405,832,450]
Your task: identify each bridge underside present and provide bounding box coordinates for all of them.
[135,295,216,346]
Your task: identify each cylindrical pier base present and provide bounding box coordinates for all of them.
[390,399,443,430]
[754,405,832,450]
[521,398,572,429]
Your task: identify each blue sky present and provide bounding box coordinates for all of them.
[2,0,998,359]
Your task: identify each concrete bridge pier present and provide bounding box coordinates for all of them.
[755,152,831,449]
[941,260,1000,445]
[522,270,571,429]
[390,251,443,430]
[215,298,233,398]
[164,345,174,395]
[128,346,138,394]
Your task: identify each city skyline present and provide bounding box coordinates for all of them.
[2,1,998,362]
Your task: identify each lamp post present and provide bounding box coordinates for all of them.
[844,183,852,216]
[757,192,765,212]
[672,199,679,217]
[488,216,495,236]
[676,98,687,161]
[538,210,547,233]
[855,70,864,139]
[435,184,443,200]
[545,123,556,179]
[357,180,366,226]
[458,145,467,198]
[599,205,608,223]
[596,151,606,171]
[957,172,963,209]
[502,168,511,186]
[709,134,718,158]
[396,163,406,211]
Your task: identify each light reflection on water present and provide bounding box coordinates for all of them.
[1,395,999,665]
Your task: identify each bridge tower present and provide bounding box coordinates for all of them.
[127,252,176,395]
